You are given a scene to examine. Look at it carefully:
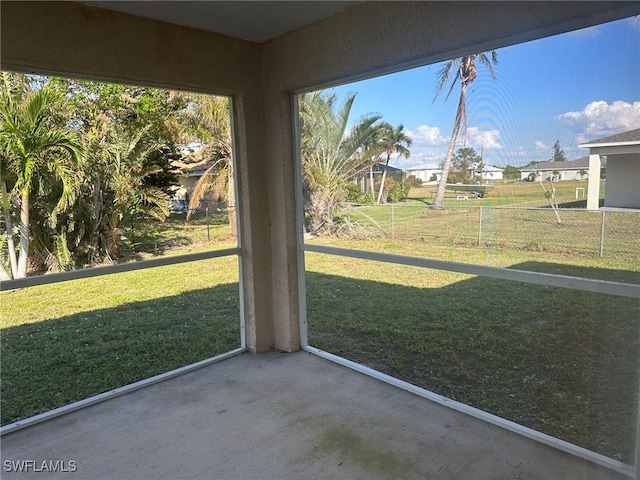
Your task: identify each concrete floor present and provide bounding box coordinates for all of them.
[0,351,631,480]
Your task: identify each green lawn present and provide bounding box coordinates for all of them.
[342,181,638,262]
[406,179,601,208]
[1,252,241,425]
[1,191,638,464]
[304,243,639,463]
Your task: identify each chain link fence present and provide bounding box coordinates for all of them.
[344,204,640,260]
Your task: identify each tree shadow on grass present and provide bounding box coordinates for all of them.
[305,261,639,464]
[1,283,241,426]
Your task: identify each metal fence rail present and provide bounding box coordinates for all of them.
[345,204,640,260]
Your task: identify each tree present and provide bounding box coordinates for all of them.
[539,176,562,224]
[551,140,567,162]
[58,79,182,263]
[180,94,236,236]
[299,91,382,234]
[374,123,412,204]
[432,51,498,208]
[578,169,588,181]
[503,165,521,182]
[0,73,82,279]
[443,147,481,184]
[100,125,170,258]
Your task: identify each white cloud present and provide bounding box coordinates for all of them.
[535,141,548,151]
[465,127,503,150]
[557,100,640,141]
[406,125,448,147]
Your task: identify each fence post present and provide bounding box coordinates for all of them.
[477,206,483,246]
[599,210,605,258]
[205,201,211,241]
[391,205,395,240]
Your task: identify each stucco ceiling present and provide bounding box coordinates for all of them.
[83,1,362,43]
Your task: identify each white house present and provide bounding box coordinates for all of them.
[580,128,640,210]
[479,165,503,182]
[405,164,442,183]
[519,157,592,182]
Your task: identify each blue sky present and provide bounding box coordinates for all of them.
[323,16,639,169]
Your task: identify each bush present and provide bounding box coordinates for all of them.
[388,180,411,203]
[406,175,423,187]
[346,183,374,204]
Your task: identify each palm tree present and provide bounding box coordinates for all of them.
[299,91,382,234]
[101,125,170,258]
[578,169,588,181]
[374,123,412,204]
[432,51,497,209]
[180,94,236,236]
[0,73,82,279]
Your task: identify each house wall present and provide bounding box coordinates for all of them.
[605,154,640,209]
[407,169,442,183]
[520,169,587,182]
[480,171,504,181]
[2,1,637,352]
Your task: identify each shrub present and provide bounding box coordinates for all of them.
[388,180,411,202]
[346,183,374,204]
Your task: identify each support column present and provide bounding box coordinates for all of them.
[261,87,302,353]
[586,153,601,210]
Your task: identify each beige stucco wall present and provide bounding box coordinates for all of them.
[605,154,640,209]
[2,1,638,352]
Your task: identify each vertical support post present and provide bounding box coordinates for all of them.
[635,376,640,480]
[205,201,210,241]
[586,153,602,211]
[478,206,483,246]
[391,205,395,240]
[599,210,605,258]
[130,214,135,253]
[634,376,640,478]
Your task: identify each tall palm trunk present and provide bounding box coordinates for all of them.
[433,83,466,209]
[1,179,18,278]
[16,192,29,278]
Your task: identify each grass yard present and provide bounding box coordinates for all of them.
[406,179,602,208]
[304,244,639,463]
[1,254,241,425]
[1,189,639,464]
[341,181,639,262]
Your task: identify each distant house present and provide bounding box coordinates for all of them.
[580,128,640,210]
[519,157,593,182]
[479,165,503,182]
[405,164,442,183]
[353,163,403,191]
[170,159,222,212]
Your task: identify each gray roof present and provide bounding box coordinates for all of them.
[520,156,597,172]
[580,128,640,146]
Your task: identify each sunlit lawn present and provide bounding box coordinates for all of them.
[342,180,638,262]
